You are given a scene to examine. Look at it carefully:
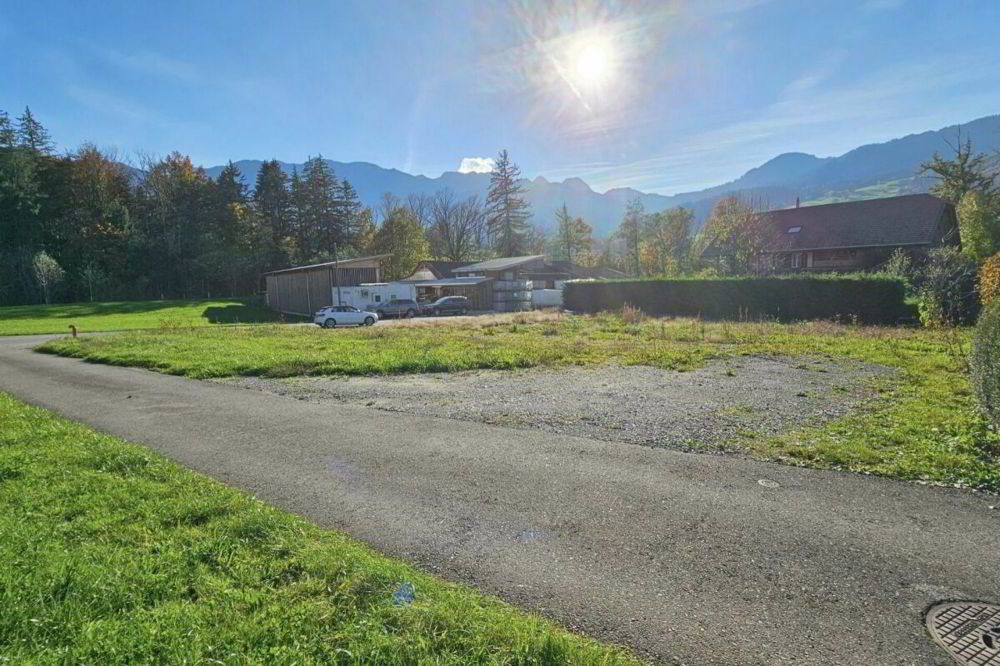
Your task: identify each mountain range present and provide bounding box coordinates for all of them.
[204,114,1000,236]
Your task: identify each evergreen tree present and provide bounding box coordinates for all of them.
[485,149,531,256]
[16,107,54,154]
[299,155,342,259]
[0,110,15,147]
[288,167,307,263]
[338,179,364,249]
[212,162,252,295]
[253,160,292,266]
[554,204,592,263]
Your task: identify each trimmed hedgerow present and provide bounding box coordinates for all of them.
[563,274,912,324]
[972,302,1000,429]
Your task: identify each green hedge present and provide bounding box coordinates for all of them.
[971,303,1000,428]
[563,275,912,324]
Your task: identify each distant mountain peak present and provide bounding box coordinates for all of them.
[562,177,592,192]
[204,113,1000,236]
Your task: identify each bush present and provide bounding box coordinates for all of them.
[971,302,1000,428]
[562,274,911,324]
[916,247,980,327]
[980,253,1000,306]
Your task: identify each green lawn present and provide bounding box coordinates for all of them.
[0,393,640,664]
[38,315,1000,492]
[0,298,289,335]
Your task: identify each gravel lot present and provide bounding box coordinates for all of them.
[222,355,893,451]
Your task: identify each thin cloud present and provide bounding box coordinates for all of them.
[93,46,200,83]
[541,53,1000,194]
[65,85,165,124]
[458,157,495,173]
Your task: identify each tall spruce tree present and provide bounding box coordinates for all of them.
[485,149,531,256]
[253,160,292,266]
[16,107,53,154]
[299,156,342,260]
[338,179,363,250]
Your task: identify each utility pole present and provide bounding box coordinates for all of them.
[333,242,343,306]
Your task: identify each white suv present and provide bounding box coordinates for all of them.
[313,305,378,328]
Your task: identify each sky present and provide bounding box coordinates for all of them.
[2,0,1000,195]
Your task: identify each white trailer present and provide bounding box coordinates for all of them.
[331,282,418,309]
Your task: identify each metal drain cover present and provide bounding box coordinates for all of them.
[926,602,1000,665]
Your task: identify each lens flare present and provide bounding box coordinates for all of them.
[568,34,616,93]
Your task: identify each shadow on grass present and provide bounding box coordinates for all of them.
[201,304,285,324]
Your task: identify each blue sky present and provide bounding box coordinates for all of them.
[2,0,999,194]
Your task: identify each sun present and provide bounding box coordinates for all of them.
[565,31,618,94]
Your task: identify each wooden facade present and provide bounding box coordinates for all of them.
[264,256,388,316]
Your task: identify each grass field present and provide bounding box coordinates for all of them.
[0,393,640,664]
[0,298,289,335]
[39,314,1000,492]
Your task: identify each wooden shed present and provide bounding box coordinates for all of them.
[264,255,390,316]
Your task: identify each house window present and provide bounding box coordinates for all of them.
[787,226,802,234]
[791,253,802,268]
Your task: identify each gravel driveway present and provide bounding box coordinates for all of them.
[222,355,892,451]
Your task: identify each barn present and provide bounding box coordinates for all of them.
[264,255,390,317]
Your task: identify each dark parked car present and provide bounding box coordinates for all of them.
[373,298,419,319]
[425,296,469,316]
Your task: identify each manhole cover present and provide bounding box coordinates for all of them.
[926,601,1000,665]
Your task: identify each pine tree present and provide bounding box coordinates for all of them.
[338,179,364,249]
[289,167,306,262]
[253,160,292,265]
[16,107,54,154]
[485,149,531,256]
[0,110,15,148]
[300,156,342,259]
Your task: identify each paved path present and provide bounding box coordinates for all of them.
[1,335,997,665]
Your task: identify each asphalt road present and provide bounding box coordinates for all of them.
[1,334,997,665]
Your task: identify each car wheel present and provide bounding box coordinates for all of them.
[433,308,441,316]
[364,316,375,326]
[376,310,385,319]
[406,309,416,318]
[323,319,337,328]
[459,308,467,315]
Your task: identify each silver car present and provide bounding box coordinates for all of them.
[313,305,378,328]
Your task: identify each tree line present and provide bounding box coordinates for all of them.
[0,108,563,305]
[8,104,994,309]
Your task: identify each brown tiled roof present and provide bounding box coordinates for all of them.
[755,194,954,253]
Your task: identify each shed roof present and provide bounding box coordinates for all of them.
[452,255,546,273]
[409,276,493,288]
[262,254,391,276]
